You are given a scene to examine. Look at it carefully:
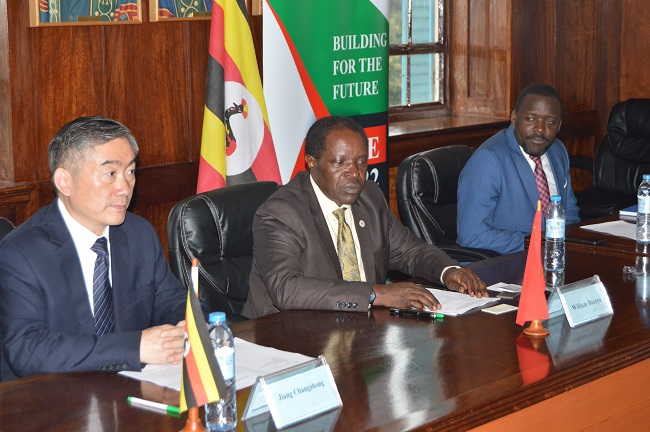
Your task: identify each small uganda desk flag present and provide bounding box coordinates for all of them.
[179,259,225,416]
[516,201,550,337]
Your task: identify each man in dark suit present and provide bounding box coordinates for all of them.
[242,116,487,319]
[0,117,189,381]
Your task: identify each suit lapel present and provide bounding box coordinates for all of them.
[109,226,129,332]
[546,146,566,200]
[351,203,376,283]
[47,202,96,334]
[506,129,540,210]
[302,174,343,279]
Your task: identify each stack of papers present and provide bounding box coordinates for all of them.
[120,338,314,390]
[581,220,636,240]
[425,288,499,316]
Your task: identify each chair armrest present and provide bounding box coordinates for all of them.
[439,245,501,263]
[569,155,594,173]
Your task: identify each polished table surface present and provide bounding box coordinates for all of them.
[564,213,645,257]
[1,248,649,431]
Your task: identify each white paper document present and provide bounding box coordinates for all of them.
[580,220,636,240]
[425,288,499,316]
[119,337,313,391]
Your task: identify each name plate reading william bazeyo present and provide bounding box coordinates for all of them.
[546,275,613,327]
[242,355,342,429]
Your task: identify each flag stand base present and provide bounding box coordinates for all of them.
[180,407,207,432]
[523,319,549,338]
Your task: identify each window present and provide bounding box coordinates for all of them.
[389,0,446,117]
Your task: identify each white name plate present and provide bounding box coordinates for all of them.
[242,355,342,429]
[546,275,613,327]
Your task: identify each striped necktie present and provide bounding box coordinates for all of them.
[530,156,551,214]
[333,208,361,281]
[91,237,115,336]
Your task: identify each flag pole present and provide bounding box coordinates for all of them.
[180,407,207,432]
[180,258,208,432]
[523,319,549,338]
[522,201,549,338]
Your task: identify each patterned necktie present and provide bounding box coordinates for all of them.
[333,208,361,281]
[530,155,551,214]
[91,237,115,336]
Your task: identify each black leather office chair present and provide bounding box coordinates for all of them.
[397,146,500,262]
[168,181,279,323]
[0,217,15,242]
[572,98,650,220]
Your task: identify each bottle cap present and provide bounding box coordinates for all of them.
[208,311,227,324]
[644,174,650,180]
[550,195,561,202]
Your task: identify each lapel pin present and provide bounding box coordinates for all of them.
[359,220,365,227]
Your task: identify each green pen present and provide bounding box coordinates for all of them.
[127,396,181,417]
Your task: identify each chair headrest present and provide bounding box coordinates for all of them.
[607,98,650,162]
[401,145,474,205]
[172,181,279,259]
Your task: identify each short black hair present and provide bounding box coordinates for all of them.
[48,116,138,175]
[304,116,368,165]
[514,83,563,116]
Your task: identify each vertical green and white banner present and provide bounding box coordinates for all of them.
[263,0,389,194]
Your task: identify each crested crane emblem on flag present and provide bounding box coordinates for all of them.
[225,98,248,156]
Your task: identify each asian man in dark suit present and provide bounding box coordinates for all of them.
[242,116,487,319]
[0,116,190,381]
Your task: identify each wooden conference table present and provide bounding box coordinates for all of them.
[1,247,649,431]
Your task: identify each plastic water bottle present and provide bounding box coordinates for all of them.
[544,195,565,272]
[205,312,236,431]
[636,174,650,245]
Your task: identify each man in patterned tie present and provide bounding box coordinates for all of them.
[457,84,580,255]
[0,116,197,381]
[243,116,487,319]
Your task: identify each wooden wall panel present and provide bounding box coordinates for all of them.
[450,0,511,117]
[0,0,13,182]
[509,0,556,100]
[105,23,192,167]
[555,0,596,112]
[32,27,106,179]
[595,0,621,142]
[189,22,212,162]
[620,0,650,100]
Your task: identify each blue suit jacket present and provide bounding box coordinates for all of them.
[457,125,580,255]
[0,200,188,381]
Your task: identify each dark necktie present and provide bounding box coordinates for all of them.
[91,237,115,336]
[333,208,361,281]
[530,156,551,214]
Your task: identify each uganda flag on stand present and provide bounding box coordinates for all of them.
[197,0,282,192]
[179,288,226,412]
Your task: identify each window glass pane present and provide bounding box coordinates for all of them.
[410,53,440,104]
[412,0,437,44]
[389,0,404,45]
[388,54,406,107]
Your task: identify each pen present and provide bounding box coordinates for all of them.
[389,308,444,320]
[127,396,180,417]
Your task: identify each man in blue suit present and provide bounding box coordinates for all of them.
[0,117,190,381]
[457,84,580,255]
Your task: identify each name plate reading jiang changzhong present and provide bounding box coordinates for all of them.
[546,275,613,327]
[242,355,342,429]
